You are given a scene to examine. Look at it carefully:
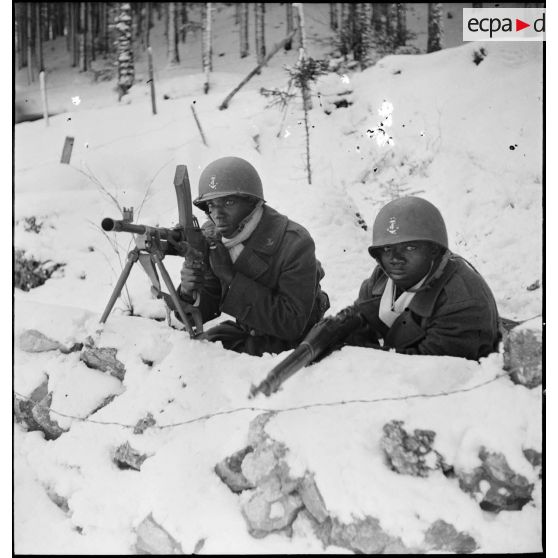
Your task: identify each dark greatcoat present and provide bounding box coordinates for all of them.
[185,205,329,356]
[349,254,501,360]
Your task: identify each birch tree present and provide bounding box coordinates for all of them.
[427,3,444,53]
[116,3,135,99]
[202,3,213,93]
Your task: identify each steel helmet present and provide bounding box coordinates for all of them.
[368,196,448,257]
[193,157,265,211]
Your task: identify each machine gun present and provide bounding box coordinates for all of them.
[249,307,365,398]
[99,165,207,338]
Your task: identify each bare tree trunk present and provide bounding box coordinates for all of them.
[255,3,265,66]
[46,3,53,40]
[88,2,96,62]
[240,3,249,58]
[79,2,87,71]
[285,3,293,50]
[202,3,212,93]
[67,3,74,59]
[396,3,407,47]
[385,3,397,47]
[180,3,188,43]
[235,3,241,25]
[167,2,180,65]
[427,3,444,53]
[116,2,135,99]
[145,2,152,47]
[330,3,338,30]
[371,3,381,31]
[99,2,106,54]
[36,3,44,72]
[65,2,71,51]
[16,3,25,69]
[73,3,80,67]
[27,2,34,83]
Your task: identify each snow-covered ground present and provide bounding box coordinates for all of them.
[12,3,546,554]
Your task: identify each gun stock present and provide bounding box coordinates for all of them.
[249,308,364,398]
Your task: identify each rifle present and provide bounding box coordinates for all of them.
[99,165,207,338]
[249,307,365,398]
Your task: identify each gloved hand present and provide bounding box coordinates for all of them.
[208,241,234,288]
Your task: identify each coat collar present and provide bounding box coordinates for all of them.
[242,205,289,255]
[232,206,289,279]
[371,256,458,318]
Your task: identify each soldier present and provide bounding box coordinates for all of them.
[345,196,501,360]
[177,156,329,356]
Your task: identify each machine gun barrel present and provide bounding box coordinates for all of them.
[101,217,183,242]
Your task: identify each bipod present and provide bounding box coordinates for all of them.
[99,235,203,339]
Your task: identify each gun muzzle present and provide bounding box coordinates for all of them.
[249,342,315,398]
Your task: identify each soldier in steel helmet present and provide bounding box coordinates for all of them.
[177,156,330,356]
[343,196,500,360]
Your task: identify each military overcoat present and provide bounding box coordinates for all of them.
[185,205,329,356]
[352,254,501,360]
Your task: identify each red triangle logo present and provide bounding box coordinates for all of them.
[516,18,530,32]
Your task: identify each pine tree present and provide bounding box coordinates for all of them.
[427,3,444,53]
[116,2,135,99]
[167,2,180,65]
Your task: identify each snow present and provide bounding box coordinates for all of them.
[12,3,546,555]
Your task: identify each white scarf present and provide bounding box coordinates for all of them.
[221,202,265,263]
[378,274,428,328]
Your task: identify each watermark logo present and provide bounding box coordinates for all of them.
[463,8,545,41]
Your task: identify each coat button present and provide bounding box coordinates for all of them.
[250,329,256,336]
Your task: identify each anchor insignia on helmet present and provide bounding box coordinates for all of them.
[209,176,218,189]
[387,217,399,235]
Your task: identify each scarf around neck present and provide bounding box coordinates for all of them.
[221,202,265,262]
[378,274,428,328]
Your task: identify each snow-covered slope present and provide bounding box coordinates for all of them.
[14,4,542,554]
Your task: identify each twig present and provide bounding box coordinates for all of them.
[190,104,208,147]
[219,30,297,110]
